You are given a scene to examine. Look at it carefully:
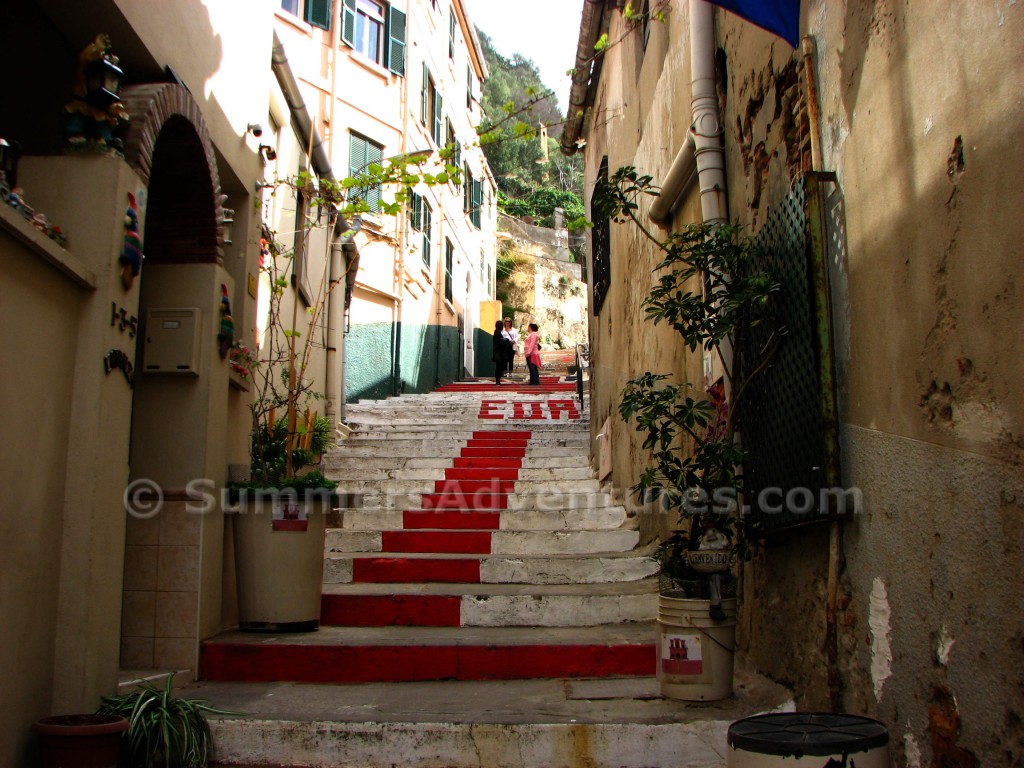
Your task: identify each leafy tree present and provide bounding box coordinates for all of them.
[476,29,583,226]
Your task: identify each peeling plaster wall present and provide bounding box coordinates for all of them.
[584,0,1024,763]
[717,1,1024,764]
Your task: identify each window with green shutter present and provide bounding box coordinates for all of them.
[304,0,332,29]
[466,64,474,109]
[470,177,482,228]
[444,239,454,302]
[449,9,456,59]
[341,0,404,73]
[421,202,432,268]
[348,132,384,210]
[386,5,406,75]
[432,88,443,146]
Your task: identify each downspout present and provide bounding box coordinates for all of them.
[394,0,412,396]
[650,0,726,224]
[803,33,843,712]
[271,30,359,424]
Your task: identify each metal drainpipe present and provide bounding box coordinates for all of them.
[393,0,411,396]
[689,0,727,225]
[803,33,843,712]
[271,30,358,424]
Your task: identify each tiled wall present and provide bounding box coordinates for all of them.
[121,501,201,677]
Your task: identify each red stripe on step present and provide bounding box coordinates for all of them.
[382,530,492,554]
[473,431,532,439]
[403,510,500,529]
[453,457,523,469]
[421,493,509,510]
[320,594,461,627]
[444,468,519,481]
[477,414,504,419]
[466,439,529,448]
[352,557,481,583]
[461,447,526,458]
[432,480,515,494]
[200,642,656,683]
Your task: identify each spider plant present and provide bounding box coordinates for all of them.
[97,673,239,768]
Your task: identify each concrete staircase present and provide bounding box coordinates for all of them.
[193,384,792,767]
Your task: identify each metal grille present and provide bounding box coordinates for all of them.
[590,157,611,313]
[739,177,836,532]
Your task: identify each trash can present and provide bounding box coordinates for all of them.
[727,712,890,767]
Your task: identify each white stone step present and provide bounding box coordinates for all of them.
[323,551,659,585]
[325,528,639,556]
[339,505,628,531]
[327,444,588,458]
[341,432,589,443]
[334,478,603,497]
[361,489,614,511]
[321,581,658,627]
[325,466,597,483]
[325,455,593,470]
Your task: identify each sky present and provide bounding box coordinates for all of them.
[461,0,584,112]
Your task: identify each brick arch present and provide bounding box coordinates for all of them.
[121,83,226,263]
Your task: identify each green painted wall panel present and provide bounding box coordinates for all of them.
[345,321,465,402]
[345,322,395,402]
[475,327,498,378]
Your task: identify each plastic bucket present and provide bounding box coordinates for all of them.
[727,712,891,767]
[657,594,736,701]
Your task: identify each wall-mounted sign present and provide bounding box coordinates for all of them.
[247,272,258,299]
[111,302,138,337]
[103,349,135,388]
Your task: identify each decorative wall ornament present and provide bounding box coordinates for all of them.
[119,192,143,289]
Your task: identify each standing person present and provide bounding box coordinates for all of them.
[491,320,512,384]
[524,323,542,385]
[503,317,519,374]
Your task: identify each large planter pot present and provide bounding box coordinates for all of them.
[657,593,737,701]
[231,491,329,631]
[32,714,128,768]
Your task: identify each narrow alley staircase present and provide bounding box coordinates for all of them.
[194,379,792,767]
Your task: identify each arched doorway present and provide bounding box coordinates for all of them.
[117,83,232,677]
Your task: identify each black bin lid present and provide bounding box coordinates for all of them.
[728,713,889,757]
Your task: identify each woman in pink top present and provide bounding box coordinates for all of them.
[523,323,541,385]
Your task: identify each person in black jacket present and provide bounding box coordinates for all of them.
[491,319,512,384]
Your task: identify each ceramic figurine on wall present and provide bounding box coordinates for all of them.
[217,284,235,358]
[63,34,129,152]
[119,193,143,289]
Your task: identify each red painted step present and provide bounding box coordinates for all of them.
[453,457,523,470]
[432,479,515,494]
[421,492,509,510]
[321,594,461,627]
[201,642,656,683]
[465,439,529,448]
[381,530,492,554]
[444,467,519,481]
[473,431,532,440]
[352,557,481,583]
[461,447,526,458]
[403,510,501,529]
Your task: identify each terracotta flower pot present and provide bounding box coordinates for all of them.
[32,714,128,768]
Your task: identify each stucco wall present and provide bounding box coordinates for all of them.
[582,1,1024,763]
[0,221,84,767]
[720,2,1024,763]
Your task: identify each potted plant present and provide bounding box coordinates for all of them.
[32,713,128,768]
[96,673,237,767]
[226,208,342,631]
[593,167,785,700]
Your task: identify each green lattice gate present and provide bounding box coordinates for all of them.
[739,173,845,532]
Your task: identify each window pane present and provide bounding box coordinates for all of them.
[281,0,300,15]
